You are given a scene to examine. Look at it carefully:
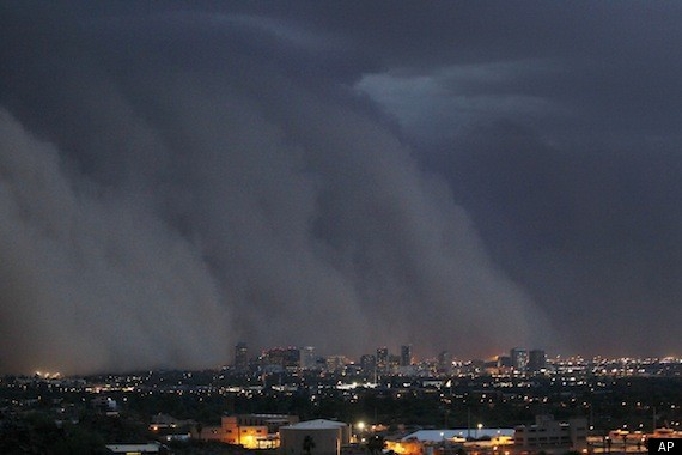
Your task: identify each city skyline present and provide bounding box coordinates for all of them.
[1,3,682,375]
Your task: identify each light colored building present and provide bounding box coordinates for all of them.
[301,346,317,370]
[514,414,587,453]
[377,347,389,375]
[280,419,351,455]
[510,348,528,373]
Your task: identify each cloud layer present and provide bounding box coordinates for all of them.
[0,108,229,373]
[3,3,682,372]
[0,6,554,373]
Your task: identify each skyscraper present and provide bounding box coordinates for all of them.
[528,349,547,373]
[301,346,316,370]
[360,354,377,378]
[400,344,413,366]
[376,347,389,374]
[510,347,528,373]
[438,351,452,373]
[235,341,248,372]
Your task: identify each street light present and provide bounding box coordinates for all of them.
[477,423,483,439]
[355,421,366,444]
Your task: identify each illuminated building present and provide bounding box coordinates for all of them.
[377,347,389,375]
[301,346,317,370]
[528,350,547,373]
[510,347,528,373]
[325,355,352,373]
[438,351,452,373]
[262,347,301,372]
[360,354,376,377]
[387,429,514,455]
[194,413,298,448]
[497,356,513,375]
[389,354,401,374]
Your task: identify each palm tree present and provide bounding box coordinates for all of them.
[303,434,316,455]
[367,435,385,455]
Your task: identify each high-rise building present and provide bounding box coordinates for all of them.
[376,347,389,374]
[400,344,413,366]
[511,347,528,372]
[235,341,248,372]
[284,347,300,372]
[389,354,401,373]
[528,349,547,373]
[301,346,317,370]
[438,351,452,373]
[325,355,351,373]
[360,354,377,377]
[263,347,300,372]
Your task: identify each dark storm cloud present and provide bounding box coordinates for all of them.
[0,108,230,374]
[1,2,680,373]
[343,3,682,356]
[0,3,558,373]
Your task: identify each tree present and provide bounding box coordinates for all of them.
[303,434,316,455]
[367,435,385,455]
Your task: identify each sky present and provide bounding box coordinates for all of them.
[1,2,681,374]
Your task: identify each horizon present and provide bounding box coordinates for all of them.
[21,348,682,378]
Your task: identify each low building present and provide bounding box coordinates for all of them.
[104,442,161,454]
[389,429,514,455]
[193,413,298,448]
[280,419,351,455]
[514,415,587,453]
[652,428,682,438]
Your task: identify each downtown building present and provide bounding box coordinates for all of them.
[235,341,249,372]
[510,347,528,374]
